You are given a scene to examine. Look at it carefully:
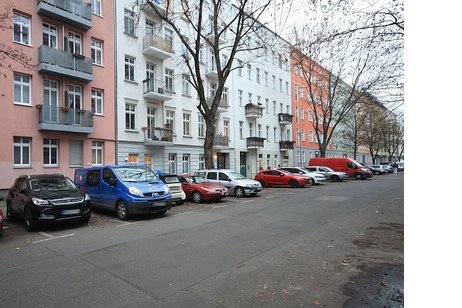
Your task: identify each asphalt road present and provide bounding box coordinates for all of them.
[0,173,404,307]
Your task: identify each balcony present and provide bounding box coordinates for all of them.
[205,33,226,45]
[38,46,93,82]
[143,79,173,101]
[245,104,264,118]
[278,113,293,125]
[246,137,265,149]
[206,96,229,113]
[142,0,169,15]
[37,105,93,134]
[205,64,218,80]
[213,135,229,148]
[143,127,173,146]
[279,140,295,151]
[143,34,173,60]
[37,0,92,30]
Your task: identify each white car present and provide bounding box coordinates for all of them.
[304,166,348,182]
[277,167,327,185]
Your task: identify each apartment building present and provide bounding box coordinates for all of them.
[0,0,116,192]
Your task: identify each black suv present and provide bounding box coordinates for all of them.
[6,174,91,231]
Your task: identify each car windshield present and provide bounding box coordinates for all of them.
[188,176,208,184]
[29,176,77,192]
[226,171,247,180]
[113,167,159,183]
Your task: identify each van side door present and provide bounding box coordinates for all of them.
[84,169,103,208]
[101,167,120,209]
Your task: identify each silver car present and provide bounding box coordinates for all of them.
[195,169,262,197]
[305,166,348,182]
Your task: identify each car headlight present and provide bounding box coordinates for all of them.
[32,198,50,206]
[129,187,144,197]
[163,185,170,194]
[85,193,91,201]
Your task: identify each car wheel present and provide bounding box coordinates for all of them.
[24,207,38,232]
[289,179,299,188]
[310,178,317,185]
[257,179,266,187]
[234,187,245,198]
[354,173,363,180]
[192,191,203,203]
[331,175,340,182]
[116,201,130,220]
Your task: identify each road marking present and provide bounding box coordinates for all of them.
[211,205,227,208]
[116,221,141,227]
[39,232,54,238]
[33,233,75,243]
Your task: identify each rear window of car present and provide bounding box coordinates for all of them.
[162,176,180,184]
[207,172,217,180]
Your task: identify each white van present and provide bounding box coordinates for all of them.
[195,169,262,197]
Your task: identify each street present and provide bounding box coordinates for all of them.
[0,173,404,307]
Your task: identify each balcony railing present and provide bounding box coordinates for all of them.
[246,137,265,149]
[37,0,92,30]
[279,140,295,150]
[143,34,173,59]
[245,104,264,118]
[142,0,169,15]
[206,96,229,111]
[213,135,229,147]
[278,113,293,124]
[143,78,173,101]
[144,127,173,145]
[37,105,93,134]
[38,46,93,82]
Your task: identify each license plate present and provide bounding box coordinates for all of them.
[153,201,167,207]
[61,209,80,215]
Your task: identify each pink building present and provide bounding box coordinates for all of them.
[0,0,115,192]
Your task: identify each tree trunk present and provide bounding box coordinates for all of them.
[204,120,216,169]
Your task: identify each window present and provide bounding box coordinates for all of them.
[273,127,277,142]
[237,60,243,76]
[257,96,261,106]
[247,64,252,80]
[265,98,269,113]
[92,141,104,165]
[145,20,155,36]
[273,101,276,115]
[146,62,156,91]
[309,130,314,142]
[239,121,243,139]
[68,32,82,55]
[279,78,283,92]
[69,140,83,166]
[308,111,313,122]
[165,28,173,48]
[13,72,31,104]
[68,84,82,111]
[124,9,135,35]
[125,103,136,130]
[13,136,31,166]
[238,90,243,106]
[183,112,191,136]
[13,13,30,45]
[42,23,57,48]
[264,71,268,86]
[91,39,103,65]
[198,114,205,137]
[182,74,190,96]
[43,79,58,122]
[165,68,174,91]
[294,85,298,101]
[248,92,252,104]
[272,75,276,89]
[249,123,253,137]
[300,87,304,98]
[147,107,157,139]
[301,129,306,142]
[258,124,262,137]
[256,68,260,83]
[286,81,289,94]
[300,107,305,120]
[182,154,190,173]
[266,126,270,141]
[91,89,103,115]
[199,154,205,170]
[295,106,299,123]
[124,55,135,81]
[166,109,175,133]
[43,138,58,166]
[223,119,230,137]
[92,0,102,16]
[168,153,177,173]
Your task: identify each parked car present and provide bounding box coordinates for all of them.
[0,208,3,237]
[367,165,388,175]
[309,158,373,180]
[178,174,228,203]
[255,169,311,188]
[74,165,172,220]
[277,167,326,185]
[157,173,186,205]
[6,174,91,231]
[195,169,262,197]
[396,161,404,171]
[304,166,348,182]
[379,163,394,173]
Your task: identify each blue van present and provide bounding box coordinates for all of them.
[74,165,172,220]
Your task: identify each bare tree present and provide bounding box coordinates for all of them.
[291,0,403,158]
[138,0,272,168]
[0,6,33,77]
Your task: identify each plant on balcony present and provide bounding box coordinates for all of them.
[60,106,70,112]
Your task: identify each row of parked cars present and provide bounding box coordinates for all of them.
[2,157,400,234]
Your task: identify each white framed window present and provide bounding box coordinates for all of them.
[147,107,157,139]
[266,126,270,141]
[301,129,306,141]
[68,31,82,55]
[182,74,190,96]
[125,103,136,130]
[272,75,276,89]
[265,98,269,113]
[247,64,252,80]
[124,9,135,35]
[13,72,31,105]
[237,60,243,76]
[91,88,103,115]
[248,92,252,104]
[91,39,103,65]
[182,154,190,173]
[42,23,57,48]
[273,101,276,115]
[239,121,243,139]
[92,141,104,165]
[273,127,277,142]
[256,68,260,83]
[257,96,261,106]
[166,109,175,133]
[223,118,230,137]
[198,114,205,137]
[165,68,174,91]
[264,71,268,86]
[69,140,83,166]
[308,111,313,122]
[294,84,298,101]
[92,0,102,16]
[13,136,31,167]
[43,138,58,166]
[165,28,173,48]
[300,107,305,120]
[286,81,289,94]
[168,153,177,173]
[13,13,30,45]
[309,130,314,142]
[238,90,243,106]
[249,123,253,137]
[124,55,135,81]
[183,112,191,136]
[279,78,283,92]
[258,124,262,137]
[199,154,205,170]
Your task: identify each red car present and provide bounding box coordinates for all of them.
[178,174,228,203]
[254,169,311,188]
